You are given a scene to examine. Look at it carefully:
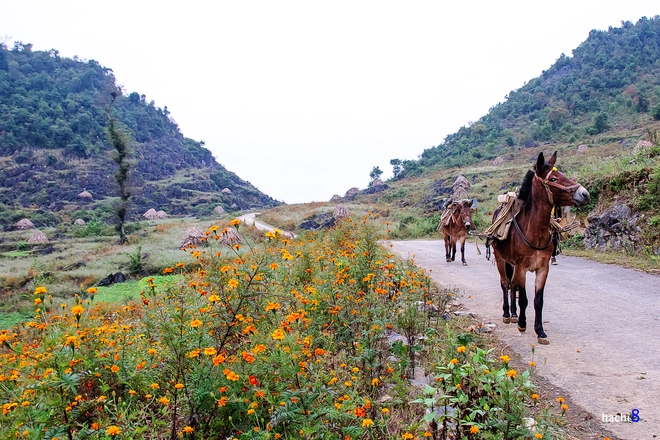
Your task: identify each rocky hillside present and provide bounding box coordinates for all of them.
[0,43,279,228]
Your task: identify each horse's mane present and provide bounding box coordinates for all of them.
[517,170,536,212]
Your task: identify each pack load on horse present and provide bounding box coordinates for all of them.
[484,152,589,345]
[438,199,475,266]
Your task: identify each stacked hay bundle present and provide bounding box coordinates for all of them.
[78,190,93,199]
[633,140,652,155]
[143,208,159,220]
[333,204,350,220]
[27,230,48,244]
[492,157,504,165]
[452,175,470,200]
[156,210,168,219]
[218,227,241,247]
[179,227,205,249]
[16,219,35,230]
[214,206,226,216]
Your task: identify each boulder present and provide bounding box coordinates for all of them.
[584,204,640,250]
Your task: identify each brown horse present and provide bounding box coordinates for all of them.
[491,152,590,344]
[439,199,474,266]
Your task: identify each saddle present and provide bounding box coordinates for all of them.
[484,192,523,247]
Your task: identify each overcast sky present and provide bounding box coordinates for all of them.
[2,1,658,203]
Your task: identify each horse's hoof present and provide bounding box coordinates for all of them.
[511,317,518,323]
[537,337,549,345]
[462,262,467,266]
[551,257,557,265]
[446,258,452,263]
[518,326,526,332]
[502,317,511,324]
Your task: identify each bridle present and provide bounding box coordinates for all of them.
[513,167,579,250]
[533,168,580,206]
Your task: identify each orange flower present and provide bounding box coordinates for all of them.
[265,302,280,311]
[506,369,517,378]
[86,287,97,295]
[500,355,510,363]
[213,353,226,366]
[159,396,170,405]
[183,426,194,433]
[470,426,479,434]
[457,346,466,353]
[241,351,255,363]
[450,358,459,365]
[71,305,84,315]
[354,407,366,417]
[271,328,285,341]
[253,344,266,353]
[110,365,119,373]
[362,418,374,427]
[204,347,217,356]
[532,393,539,400]
[106,426,121,436]
[34,286,47,295]
[557,397,565,404]
[175,383,184,389]
[561,404,568,411]
[230,219,241,227]
[190,320,203,328]
[217,396,228,407]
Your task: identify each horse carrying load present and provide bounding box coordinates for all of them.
[438,199,475,266]
[485,152,590,345]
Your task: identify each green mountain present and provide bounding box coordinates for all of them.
[0,42,279,228]
[393,16,660,177]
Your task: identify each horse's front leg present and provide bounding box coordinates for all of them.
[534,266,550,344]
[511,269,527,332]
[444,235,452,262]
[451,238,457,261]
[505,262,517,322]
[459,235,467,266]
[496,258,511,323]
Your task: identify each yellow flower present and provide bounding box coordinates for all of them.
[506,369,517,378]
[175,383,184,389]
[190,320,203,328]
[362,418,374,427]
[270,263,279,270]
[209,225,219,232]
[557,397,565,403]
[265,302,281,311]
[561,404,568,411]
[457,346,466,353]
[534,434,543,439]
[500,355,510,363]
[271,328,285,341]
[381,408,389,414]
[106,426,121,436]
[230,219,241,227]
[204,347,217,356]
[344,381,352,387]
[159,396,170,405]
[470,426,479,434]
[531,393,539,400]
[402,434,414,440]
[227,279,239,290]
[34,286,47,295]
[71,305,84,315]
[148,348,157,355]
[86,287,97,294]
[371,378,379,386]
[247,409,255,415]
[208,295,220,303]
[150,383,160,389]
[450,358,459,365]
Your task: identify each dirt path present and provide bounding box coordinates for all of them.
[237,213,296,238]
[389,239,659,439]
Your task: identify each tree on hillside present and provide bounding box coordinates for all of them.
[106,94,133,244]
[390,159,402,179]
[369,166,383,182]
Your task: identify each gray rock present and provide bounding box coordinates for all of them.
[584,204,640,250]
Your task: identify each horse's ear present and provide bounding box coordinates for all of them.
[467,199,474,208]
[535,152,545,172]
[548,151,557,167]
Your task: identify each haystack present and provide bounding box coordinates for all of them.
[330,194,341,202]
[16,218,35,230]
[179,227,206,249]
[74,218,86,226]
[452,175,470,200]
[214,205,226,216]
[633,140,653,155]
[222,188,232,194]
[156,210,168,219]
[143,208,158,220]
[344,187,360,198]
[27,230,48,244]
[577,144,589,154]
[78,190,92,199]
[218,227,241,246]
[492,156,504,166]
[333,204,350,220]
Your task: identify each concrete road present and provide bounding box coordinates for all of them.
[390,239,659,440]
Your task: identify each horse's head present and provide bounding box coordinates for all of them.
[534,152,590,207]
[454,199,474,231]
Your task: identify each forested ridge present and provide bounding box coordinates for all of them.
[0,42,279,227]
[394,16,660,177]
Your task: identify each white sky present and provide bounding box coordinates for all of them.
[1,1,658,203]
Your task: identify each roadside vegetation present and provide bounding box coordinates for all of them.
[0,216,574,439]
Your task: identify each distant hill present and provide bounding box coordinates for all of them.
[0,42,279,228]
[392,16,660,177]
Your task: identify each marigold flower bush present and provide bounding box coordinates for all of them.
[0,216,560,439]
